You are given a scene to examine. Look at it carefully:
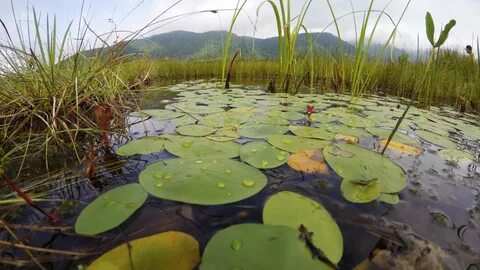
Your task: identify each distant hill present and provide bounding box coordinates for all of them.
[121,30,357,59]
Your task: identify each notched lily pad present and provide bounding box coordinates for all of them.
[87,231,200,270]
[263,191,343,264]
[164,135,239,159]
[341,179,381,203]
[289,126,335,141]
[176,124,216,137]
[268,135,330,153]
[139,158,267,205]
[75,184,148,235]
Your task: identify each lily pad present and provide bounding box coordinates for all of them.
[116,137,165,156]
[206,127,240,142]
[317,123,371,138]
[164,135,239,159]
[75,184,148,235]
[338,115,375,128]
[167,103,225,115]
[200,224,331,270]
[170,114,200,126]
[416,130,457,148]
[340,179,381,203]
[87,231,200,270]
[176,124,216,137]
[201,112,253,127]
[266,110,305,121]
[379,140,422,156]
[289,126,335,141]
[438,149,475,163]
[238,124,288,139]
[263,191,343,263]
[268,135,330,153]
[378,193,400,205]
[139,158,267,205]
[240,141,289,169]
[323,144,407,194]
[287,149,329,174]
[253,115,290,126]
[140,109,184,120]
[366,127,420,146]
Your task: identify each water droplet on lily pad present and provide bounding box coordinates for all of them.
[242,179,256,188]
[282,139,291,144]
[217,182,226,189]
[195,160,203,164]
[225,169,231,174]
[105,201,118,208]
[251,149,257,153]
[164,174,173,180]
[261,160,269,167]
[153,172,164,179]
[231,240,243,251]
[155,182,164,188]
[276,154,285,161]
[182,140,194,148]
[125,202,136,209]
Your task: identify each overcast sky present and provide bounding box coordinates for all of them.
[1,0,478,51]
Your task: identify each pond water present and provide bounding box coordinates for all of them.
[2,80,480,269]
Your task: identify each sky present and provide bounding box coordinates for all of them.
[1,0,479,52]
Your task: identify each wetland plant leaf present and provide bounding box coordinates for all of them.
[87,231,200,270]
[164,135,239,159]
[323,144,407,194]
[176,124,216,137]
[201,111,253,127]
[238,124,288,139]
[262,191,343,263]
[200,224,331,270]
[287,149,329,174]
[366,127,420,146]
[139,158,267,205]
[253,115,290,126]
[75,184,148,235]
[268,135,330,153]
[240,141,288,169]
[140,109,184,120]
[170,114,200,126]
[438,149,475,163]
[416,130,457,149]
[116,137,165,156]
[340,179,381,203]
[205,127,240,142]
[425,12,435,47]
[265,110,305,121]
[379,140,422,156]
[435,19,456,48]
[289,126,335,141]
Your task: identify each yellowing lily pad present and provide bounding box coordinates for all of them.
[438,149,475,163]
[240,141,289,169]
[323,144,407,194]
[238,124,288,139]
[87,231,200,270]
[416,130,457,148]
[176,124,216,137]
[379,140,422,156]
[366,127,420,146]
[263,191,343,264]
[139,158,267,205]
[268,135,330,153]
[200,224,331,270]
[334,134,359,144]
[340,179,381,203]
[289,126,335,141]
[164,135,239,159]
[116,137,165,156]
[287,149,329,174]
[75,184,148,235]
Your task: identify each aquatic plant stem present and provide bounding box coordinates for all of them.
[381,101,412,155]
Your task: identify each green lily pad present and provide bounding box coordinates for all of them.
[366,127,420,146]
[317,123,371,138]
[338,115,375,128]
[75,184,148,235]
[238,124,288,139]
[116,137,165,156]
[164,135,239,159]
[166,103,225,114]
[176,125,216,137]
[289,126,335,141]
[206,127,240,142]
[266,110,305,121]
[268,135,330,153]
[416,130,457,148]
[438,149,475,163]
[240,141,289,169]
[308,113,339,123]
[263,191,343,263]
[200,224,331,270]
[323,144,407,194]
[139,158,267,205]
[201,112,253,127]
[253,115,290,126]
[170,114,200,126]
[140,109,184,120]
[378,193,400,205]
[340,179,381,203]
[87,231,200,270]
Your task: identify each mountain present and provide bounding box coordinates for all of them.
[121,30,356,59]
